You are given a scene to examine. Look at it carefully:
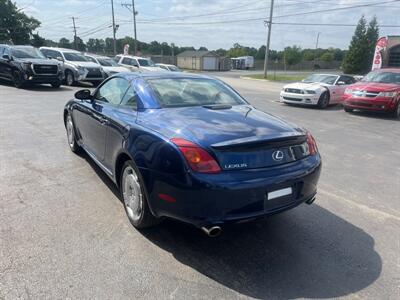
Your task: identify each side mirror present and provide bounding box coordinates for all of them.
[337,81,346,85]
[74,89,92,100]
[2,54,11,61]
[56,56,64,62]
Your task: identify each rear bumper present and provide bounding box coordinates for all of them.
[280,92,320,105]
[343,97,397,112]
[143,155,322,228]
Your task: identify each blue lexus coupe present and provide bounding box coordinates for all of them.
[64,72,321,237]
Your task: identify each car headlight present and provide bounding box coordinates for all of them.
[344,89,353,95]
[22,62,32,71]
[305,90,316,94]
[378,91,397,98]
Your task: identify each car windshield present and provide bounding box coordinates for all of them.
[168,65,181,72]
[63,52,88,62]
[303,74,338,85]
[11,47,45,59]
[98,58,119,67]
[361,71,400,84]
[148,78,247,108]
[138,59,154,67]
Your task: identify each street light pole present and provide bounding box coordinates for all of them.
[313,32,321,70]
[263,0,275,79]
[111,0,117,55]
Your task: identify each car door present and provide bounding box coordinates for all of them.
[73,78,129,162]
[102,82,138,172]
[332,75,352,103]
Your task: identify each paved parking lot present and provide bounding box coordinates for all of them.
[0,74,399,299]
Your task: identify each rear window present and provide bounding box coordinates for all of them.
[147,78,247,108]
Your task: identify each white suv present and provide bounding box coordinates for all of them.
[114,55,165,72]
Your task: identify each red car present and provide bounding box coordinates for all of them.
[342,68,400,118]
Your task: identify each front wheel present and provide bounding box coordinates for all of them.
[13,70,24,88]
[391,102,400,119]
[51,81,61,88]
[121,161,158,229]
[317,92,330,109]
[65,70,75,86]
[65,113,80,153]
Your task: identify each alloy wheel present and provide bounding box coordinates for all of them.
[66,72,74,86]
[122,166,143,222]
[66,114,75,148]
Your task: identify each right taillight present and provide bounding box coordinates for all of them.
[170,138,221,174]
[306,131,318,156]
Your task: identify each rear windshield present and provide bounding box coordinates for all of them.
[147,78,247,108]
[64,52,88,62]
[362,71,400,84]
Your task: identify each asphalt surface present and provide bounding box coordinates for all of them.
[0,72,399,299]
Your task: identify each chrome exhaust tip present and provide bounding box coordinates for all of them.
[306,196,316,205]
[201,226,222,237]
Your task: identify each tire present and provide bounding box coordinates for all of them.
[120,160,158,229]
[65,112,81,153]
[344,106,353,113]
[51,81,61,88]
[12,70,24,88]
[317,91,330,109]
[65,70,75,86]
[391,102,400,119]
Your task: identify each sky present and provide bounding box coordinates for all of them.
[14,0,400,51]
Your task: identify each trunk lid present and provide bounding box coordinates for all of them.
[138,105,308,170]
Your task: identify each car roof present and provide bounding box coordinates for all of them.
[118,55,151,59]
[1,45,35,49]
[40,47,80,53]
[84,53,110,59]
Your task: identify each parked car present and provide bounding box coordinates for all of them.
[0,44,62,88]
[63,73,321,236]
[280,74,356,108]
[40,47,105,86]
[114,55,165,72]
[155,63,182,72]
[343,68,400,118]
[84,53,130,77]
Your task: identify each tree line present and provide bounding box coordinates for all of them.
[1,0,379,74]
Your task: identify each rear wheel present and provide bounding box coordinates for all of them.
[65,113,80,153]
[13,70,24,88]
[121,161,158,229]
[317,92,330,108]
[344,106,353,113]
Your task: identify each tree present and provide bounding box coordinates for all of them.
[302,49,315,61]
[31,33,46,47]
[75,36,86,52]
[320,51,334,62]
[198,46,208,51]
[226,43,247,57]
[342,16,370,74]
[0,0,41,44]
[59,38,72,49]
[366,16,379,71]
[284,45,302,66]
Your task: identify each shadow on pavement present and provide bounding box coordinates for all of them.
[78,144,382,299]
[141,207,381,299]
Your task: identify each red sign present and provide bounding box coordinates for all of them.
[372,37,388,71]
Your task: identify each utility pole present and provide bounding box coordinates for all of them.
[111,0,117,55]
[121,0,138,55]
[71,17,78,50]
[263,0,275,79]
[313,32,321,70]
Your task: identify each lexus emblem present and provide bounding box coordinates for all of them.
[272,150,284,161]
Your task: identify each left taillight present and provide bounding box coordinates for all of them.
[170,138,221,174]
[306,131,318,156]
